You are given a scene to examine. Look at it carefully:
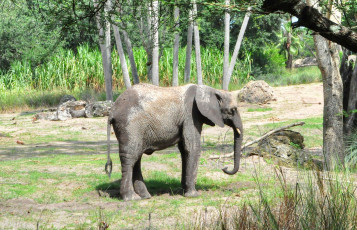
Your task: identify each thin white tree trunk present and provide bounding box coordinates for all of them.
[121,29,140,84]
[172,6,180,86]
[308,0,344,169]
[223,7,251,90]
[222,0,230,90]
[93,0,113,101]
[192,1,202,85]
[112,24,131,89]
[151,0,159,85]
[184,9,193,83]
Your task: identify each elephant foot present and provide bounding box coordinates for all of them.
[139,192,151,199]
[134,181,152,199]
[184,189,198,198]
[122,192,141,201]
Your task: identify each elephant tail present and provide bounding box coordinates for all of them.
[105,116,113,178]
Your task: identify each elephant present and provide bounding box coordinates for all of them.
[105,83,243,201]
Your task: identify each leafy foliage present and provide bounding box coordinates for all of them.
[0,0,62,70]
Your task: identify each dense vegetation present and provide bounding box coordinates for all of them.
[0,0,321,111]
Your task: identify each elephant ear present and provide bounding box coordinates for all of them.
[195,86,225,127]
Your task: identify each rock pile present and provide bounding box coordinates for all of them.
[35,95,113,121]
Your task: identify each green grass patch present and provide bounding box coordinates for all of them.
[247,107,273,112]
[256,66,322,86]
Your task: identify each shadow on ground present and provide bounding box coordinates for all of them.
[95,178,216,199]
[0,141,237,161]
[0,141,118,160]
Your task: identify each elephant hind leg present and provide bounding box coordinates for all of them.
[120,154,141,201]
[133,157,151,199]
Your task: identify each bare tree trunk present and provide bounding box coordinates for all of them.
[151,0,159,85]
[93,0,113,101]
[308,0,344,169]
[315,36,344,169]
[138,5,153,82]
[121,29,139,84]
[192,1,202,85]
[112,24,131,89]
[172,6,180,86]
[286,16,293,69]
[223,7,251,90]
[222,0,230,90]
[344,63,357,135]
[184,9,193,83]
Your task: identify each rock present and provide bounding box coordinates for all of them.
[250,130,306,167]
[35,99,112,120]
[238,80,275,104]
[293,57,317,68]
[35,112,58,121]
[36,100,87,121]
[58,100,87,119]
[59,95,76,105]
[85,101,113,118]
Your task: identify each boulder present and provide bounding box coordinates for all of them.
[250,130,306,167]
[59,95,77,105]
[36,100,87,121]
[35,112,58,121]
[58,100,87,119]
[85,101,113,118]
[238,80,275,104]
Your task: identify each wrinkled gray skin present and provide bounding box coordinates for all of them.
[106,84,243,201]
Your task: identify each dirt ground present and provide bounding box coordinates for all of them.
[0,83,325,229]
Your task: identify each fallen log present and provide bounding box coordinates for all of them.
[209,121,305,160]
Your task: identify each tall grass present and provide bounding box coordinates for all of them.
[191,167,357,230]
[345,132,357,168]
[0,44,252,91]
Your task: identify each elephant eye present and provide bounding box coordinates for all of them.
[230,107,237,114]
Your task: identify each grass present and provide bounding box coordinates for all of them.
[247,107,273,112]
[345,132,357,169]
[256,66,322,86]
[0,152,261,229]
[191,167,357,230]
[0,117,350,229]
[0,44,252,92]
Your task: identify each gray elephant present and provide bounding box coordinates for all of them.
[105,83,243,201]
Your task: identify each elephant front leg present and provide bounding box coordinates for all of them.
[133,157,151,199]
[120,154,141,201]
[179,137,201,197]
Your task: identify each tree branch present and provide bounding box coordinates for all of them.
[209,121,305,160]
[262,0,357,52]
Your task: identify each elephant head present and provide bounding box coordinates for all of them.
[195,86,243,175]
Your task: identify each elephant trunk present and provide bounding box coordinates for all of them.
[222,123,243,175]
